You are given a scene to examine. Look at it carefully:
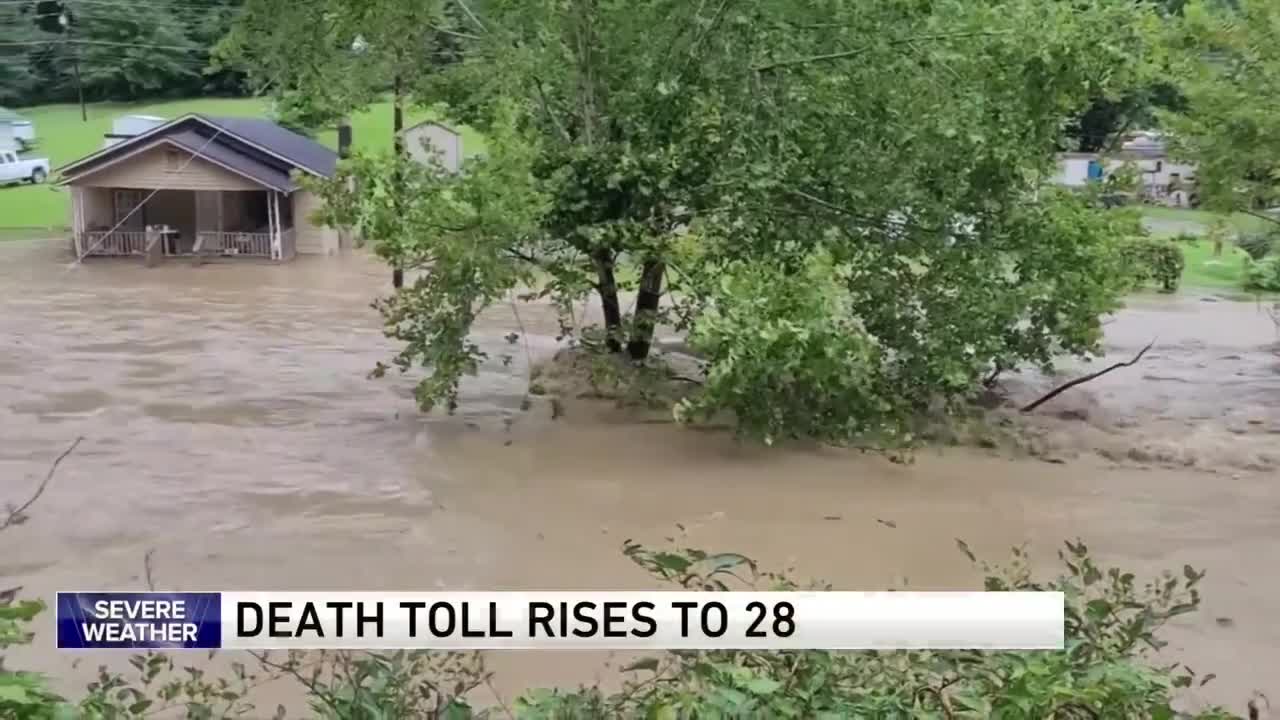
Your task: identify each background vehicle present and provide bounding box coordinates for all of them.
[0,150,49,185]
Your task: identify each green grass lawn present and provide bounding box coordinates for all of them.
[1,97,485,231]
[1139,205,1275,236]
[1138,207,1279,292]
[1175,236,1254,290]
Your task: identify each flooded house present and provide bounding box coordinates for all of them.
[1053,132,1198,207]
[57,114,344,262]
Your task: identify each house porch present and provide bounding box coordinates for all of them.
[71,187,297,261]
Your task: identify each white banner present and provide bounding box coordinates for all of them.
[221,592,1064,650]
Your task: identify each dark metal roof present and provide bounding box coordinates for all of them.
[56,113,337,190]
[165,129,295,191]
[197,115,337,178]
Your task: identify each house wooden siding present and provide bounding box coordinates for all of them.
[73,187,113,228]
[70,145,263,192]
[292,189,338,255]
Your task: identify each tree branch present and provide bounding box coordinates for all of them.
[451,0,488,34]
[2,436,83,531]
[753,31,1010,72]
[532,76,573,143]
[429,24,481,41]
[1241,208,1280,228]
[1021,340,1156,413]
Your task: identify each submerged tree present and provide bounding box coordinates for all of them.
[311,0,1162,443]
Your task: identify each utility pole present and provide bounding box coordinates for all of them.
[73,47,85,121]
[59,9,86,121]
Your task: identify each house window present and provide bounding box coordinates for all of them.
[164,149,182,171]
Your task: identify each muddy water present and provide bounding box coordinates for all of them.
[1,238,1276,715]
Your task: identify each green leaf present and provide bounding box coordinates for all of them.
[744,677,782,695]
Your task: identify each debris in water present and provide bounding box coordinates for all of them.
[823,515,842,521]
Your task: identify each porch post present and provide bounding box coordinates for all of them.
[266,191,276,260]
[71,188,83,257]
[272,191,283,260]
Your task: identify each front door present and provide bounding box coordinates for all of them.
[113,190,146,230]
[194,191,223,233]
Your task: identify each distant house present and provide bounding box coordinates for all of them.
[56,113,344,262]
[1053,132,1197,207]
[399,120,463,174]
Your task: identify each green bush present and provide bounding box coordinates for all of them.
[1243,255,1280,292]
[1119,236,1186,293]
[7,540,1243,720]
[1237,230,1280,261]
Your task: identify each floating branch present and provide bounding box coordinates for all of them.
[1021,340,1156,414]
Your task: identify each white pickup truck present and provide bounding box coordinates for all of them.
[0,150,49,186]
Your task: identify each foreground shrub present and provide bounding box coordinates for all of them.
[6,540,1242,719]
[1119,237,1186,293]
[518,539,1236,719]
[1235,231,1279,262]
[1243,255,1280,292]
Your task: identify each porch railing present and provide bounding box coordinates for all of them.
[195,231,274,258]
[82,230,148,256]
[194,229,296,259]
[81,229,297,260]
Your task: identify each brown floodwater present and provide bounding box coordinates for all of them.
[1,238,1276,715]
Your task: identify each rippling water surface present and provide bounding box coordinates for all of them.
[1,239,1275,713]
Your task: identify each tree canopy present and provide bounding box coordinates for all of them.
[0,0,244,107]
[1164,0,1280,219]
[308,0,1164,444]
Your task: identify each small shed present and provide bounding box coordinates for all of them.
[0,108,34,150]
[103,115,166,148]
[400,120,463,173]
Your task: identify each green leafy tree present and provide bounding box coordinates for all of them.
[312,0,1162,442]
[0,5,40,106]
[217,0,446,138]
[183,0,246,96]
[60,1,199,101]
[1164,0,1280,226]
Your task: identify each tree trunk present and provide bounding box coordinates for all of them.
[626,260,665,361]
[594,250,623,353]
[391,72,406,290]
[337,120,353,159]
